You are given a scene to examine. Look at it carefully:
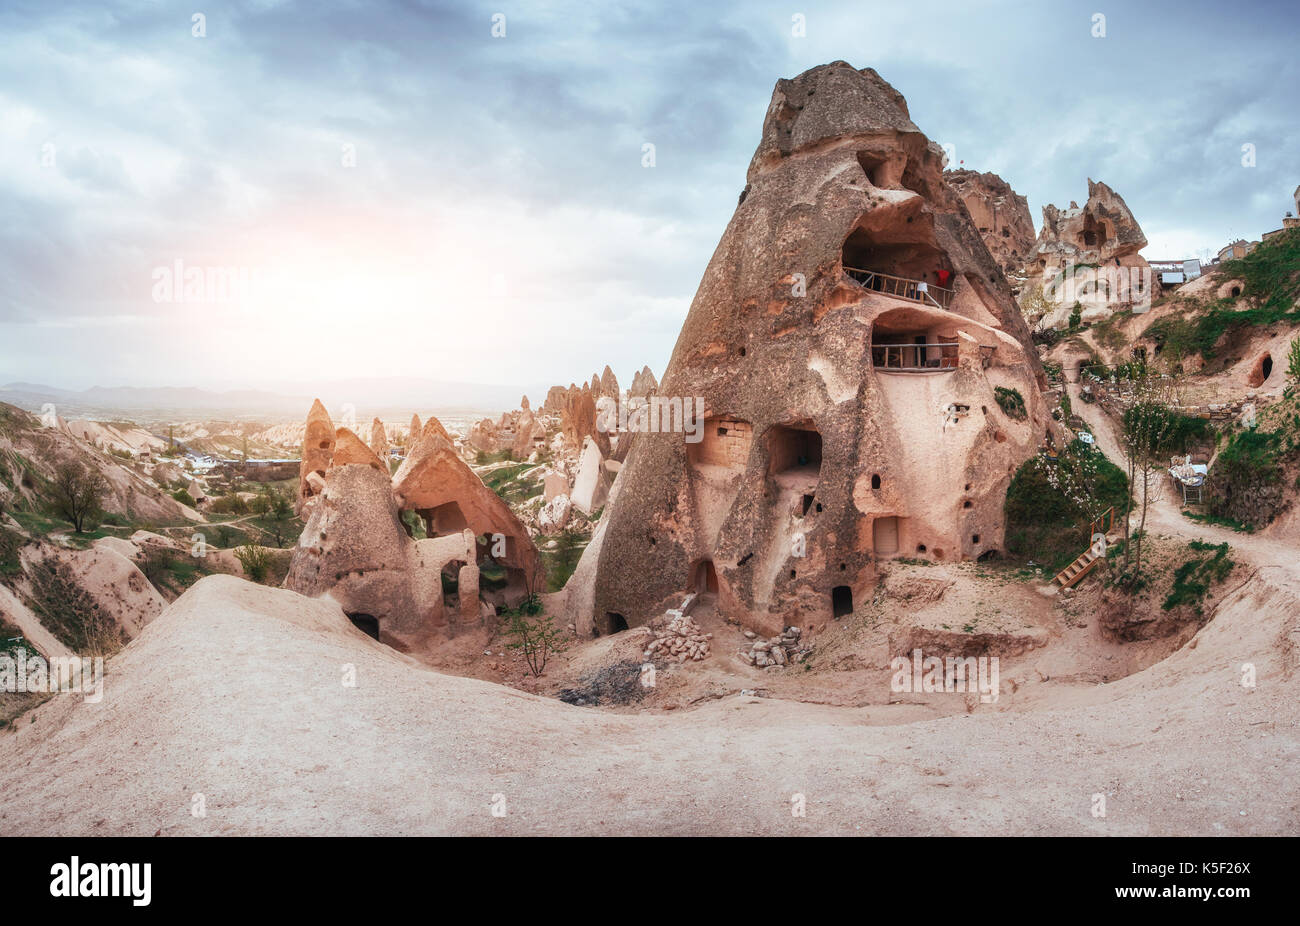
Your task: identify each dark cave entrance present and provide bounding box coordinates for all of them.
[347,613,380,640]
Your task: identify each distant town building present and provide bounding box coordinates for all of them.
[1217,239,1256,262]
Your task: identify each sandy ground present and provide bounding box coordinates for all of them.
[0,562,1295,836]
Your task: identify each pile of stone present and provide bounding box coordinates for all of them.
[644,611,712,663]
[740,626,810,669]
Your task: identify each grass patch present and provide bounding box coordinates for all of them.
[1144,227,1300,359]
[481,463,543,507]
[1162,540,1234,614]
[23,559,125,655]
[1180,509,1254,533]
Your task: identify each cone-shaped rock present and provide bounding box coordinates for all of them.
[585,62,1048,637]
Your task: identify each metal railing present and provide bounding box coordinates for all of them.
[844,266,954,309]
[870,341,960,372]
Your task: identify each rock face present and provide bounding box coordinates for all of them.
[543,471,569,501]
[331,427,387,470]
[629,366,658,398]
[538,494,572,533]
[599,366,620,399]
[285,462,470,640]
[584,62,1047,638]
[570,436,609,515]
[560,385,609,455]
[392,419,542,600]
[369,418,387,459]
[297,399,335,514]
[1025,179,1153,328]
[945,169,1035,278]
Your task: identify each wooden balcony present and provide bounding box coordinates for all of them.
[871,342,960,373]
[844,267,954,309]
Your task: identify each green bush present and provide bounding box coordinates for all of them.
[994,386,1027,421]
[1208,429,1286,527]
[208,494,249,515]
[503,597,566,678]
[1004,440,1129,571]
[235,544,273,583]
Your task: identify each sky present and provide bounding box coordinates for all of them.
[0,0,1296,395]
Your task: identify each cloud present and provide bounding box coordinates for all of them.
[0,0,1296,393]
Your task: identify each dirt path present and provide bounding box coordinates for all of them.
[1066,381,1300,578]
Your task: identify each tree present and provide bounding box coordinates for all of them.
[1119,376,1181,579]
[503,596,567,677]
[49,460,107,533]
[256,484,294,546]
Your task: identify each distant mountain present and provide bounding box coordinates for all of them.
[0,376,548,424]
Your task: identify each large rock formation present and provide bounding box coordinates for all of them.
[582,62,1047,638]
[599,365,620,399]
[297,399,335,514]
[331,427,387,470]
[569,436,609,515]
[467,404,547,460]
[543,385,569,413]
[369,418,387,459]
[560,384,610,456]
[945,169,1035,279]
[285,407,541,642]
[285,462,475,642]
[628,366,658,398]
[1024,179,1153,328]
[393,419,542,601]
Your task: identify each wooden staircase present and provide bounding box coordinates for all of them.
[1053,547,1102,589]
[1052,507,1116,589]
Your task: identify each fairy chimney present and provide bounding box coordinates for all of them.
[582,62,1047,638]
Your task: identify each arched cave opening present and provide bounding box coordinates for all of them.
[842,228,952,287]
[347,613,380,640]
[605,612,629,634]
[832,585,854,618]
[693,559,719,596]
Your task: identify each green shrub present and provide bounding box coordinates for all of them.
[1208,429,1286,527]
[235,544,273,583]
[208,494,249,515]
[503,597,566,678]
[994,386,1027,421]
[1004,440,1129,571]
[1143,229,1300,360]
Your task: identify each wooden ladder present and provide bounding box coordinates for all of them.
[1054,547,1101,589]
[1053,507,1115,589]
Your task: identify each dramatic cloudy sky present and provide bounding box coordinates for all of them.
[1,0,1296,394]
